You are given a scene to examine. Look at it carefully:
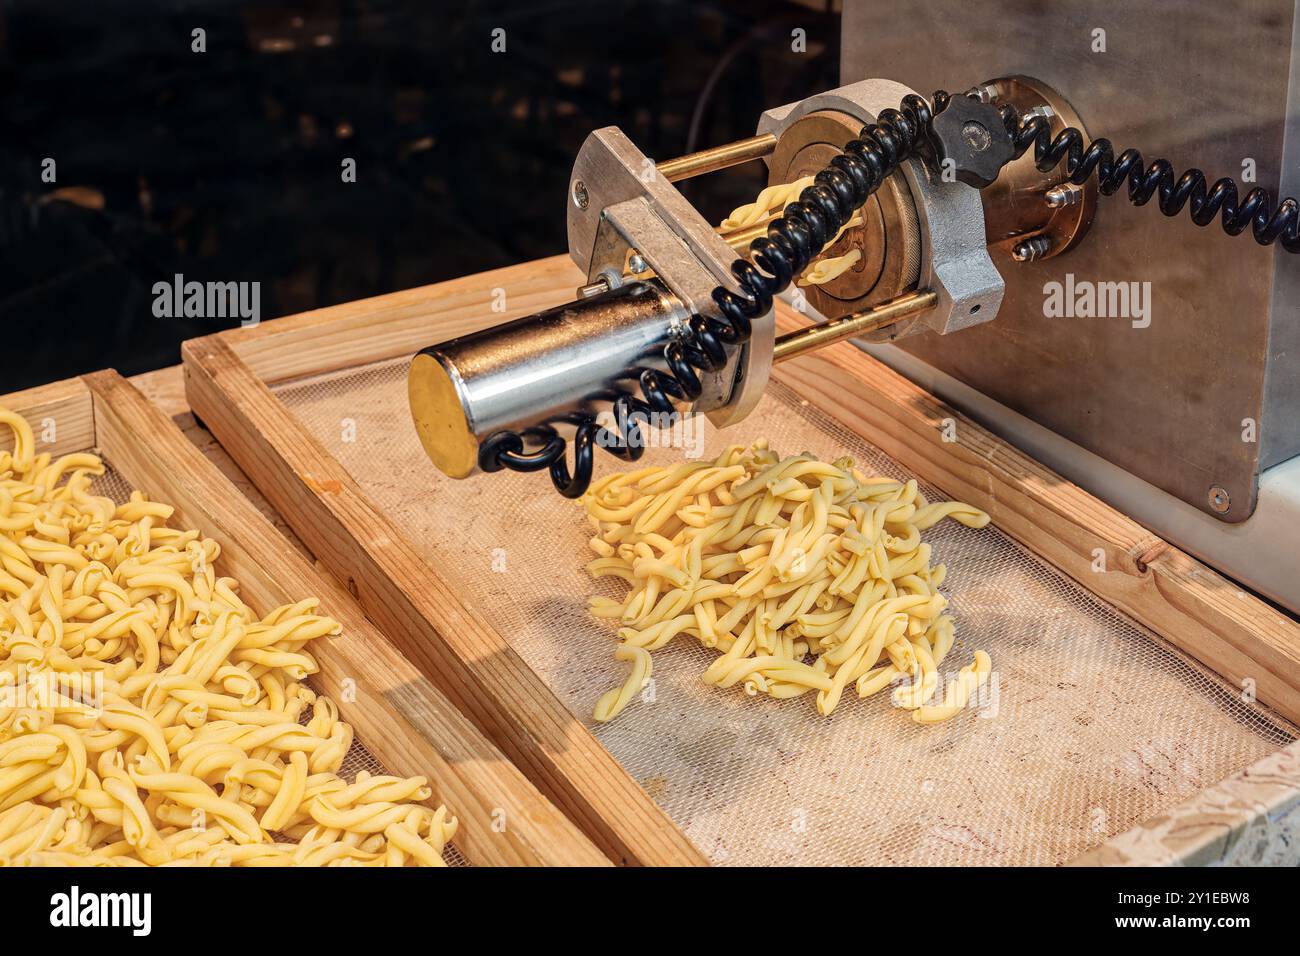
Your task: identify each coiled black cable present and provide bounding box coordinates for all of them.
[480,90,948,498]
[1002,107,1300,251]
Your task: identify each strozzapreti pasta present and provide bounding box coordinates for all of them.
[582,441,992,725]
[721,179,864,286]
[0,407,456,866]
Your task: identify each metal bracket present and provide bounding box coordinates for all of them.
[566,127,772,427]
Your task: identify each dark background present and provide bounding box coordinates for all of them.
[0,0,840,391]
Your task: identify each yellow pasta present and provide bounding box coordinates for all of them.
[582,440,992,726]
[0,406,457,866]
[722,181,865,286]
[719,177,815,231]
[799,249,862,286]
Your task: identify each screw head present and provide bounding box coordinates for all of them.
[627,252,647,274]
[1208,485,1231,514]
[1045,184,1083,208]
[962,121,992,152]
[572,179,589,210]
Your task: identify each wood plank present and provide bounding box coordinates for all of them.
[0,376,96,458]
[772,305,1300,726]
[132,365,305,545]
[80,369,607,867]
[181,337,708,867]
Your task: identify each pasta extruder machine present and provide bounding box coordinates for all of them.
[408,0,1300,614]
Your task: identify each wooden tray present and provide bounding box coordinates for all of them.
[0,370,607,867]
[181,255,1300,866]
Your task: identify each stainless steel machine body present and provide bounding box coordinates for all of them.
[564,126,772,428]
[406,6,1300,609]
[411,78,1012,481]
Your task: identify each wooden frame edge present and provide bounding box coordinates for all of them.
[0,377,96,458]
[1066,737,1300,866]
[224,255,580,384]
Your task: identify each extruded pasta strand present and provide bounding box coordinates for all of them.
[582,441,992,727]
[722,181,866,286]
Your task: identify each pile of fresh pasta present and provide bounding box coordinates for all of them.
[0,407,456,866]
[583,440,992,725]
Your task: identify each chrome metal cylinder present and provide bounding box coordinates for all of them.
[409,279,690,479]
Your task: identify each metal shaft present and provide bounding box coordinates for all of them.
[772,290,939,363]
[656,133,777,183]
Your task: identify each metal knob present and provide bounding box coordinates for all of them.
[929,94,1016,189]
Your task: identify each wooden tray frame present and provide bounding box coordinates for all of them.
[181,254,1300,866]
[0,370,607,867]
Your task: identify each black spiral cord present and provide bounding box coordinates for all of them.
[479,89,1300,498]
[1005,108,1300,251]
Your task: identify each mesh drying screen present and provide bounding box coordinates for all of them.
[88,454,467,867]
[274,359,1295,866]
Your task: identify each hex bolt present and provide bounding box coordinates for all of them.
[1045,184,1083,208]
[1208,485,1231,514]
[1011,236,1051,262]
[627,252,648,274]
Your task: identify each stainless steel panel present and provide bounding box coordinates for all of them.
[842,0,1299,520]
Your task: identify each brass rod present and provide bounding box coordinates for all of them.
[773,290,939,363]
[657,133,778,183]
[722,220,768,252]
